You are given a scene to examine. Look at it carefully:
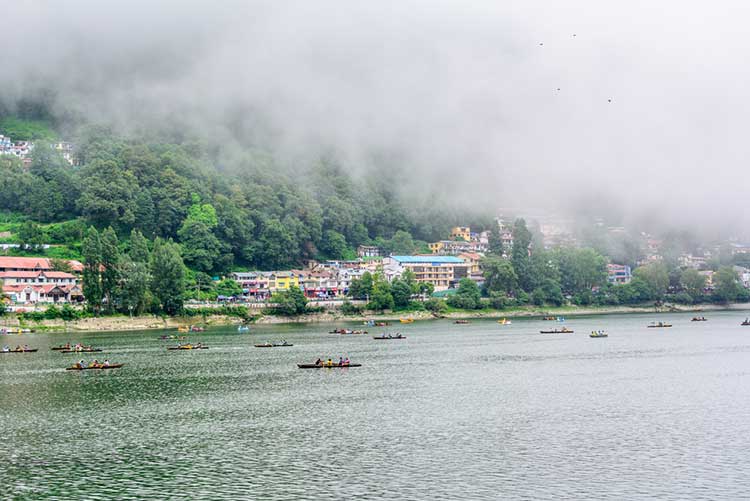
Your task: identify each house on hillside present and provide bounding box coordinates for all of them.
[383,255,469,291]
[1,270,82,304]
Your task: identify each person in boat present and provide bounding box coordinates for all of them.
[78,360,85,369]
[89,359,99,368]
[326,358,333,367]
[2,345,9,352]
[343,357,350,366]
[315,358,322,366]
[103,359,110,367]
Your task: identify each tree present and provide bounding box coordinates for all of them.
[713,266,743,303]
[129,229,150,263]
[178,219,222,273]
[391,278,413,308]
[81,227,103,314]
[633,262,669,298]
[679,268,706,299]
[447,278,481,309]
[511,219,533,291]
[100,227,120,312]
[348,272,374,299]
[116,258,151,315]
[150,238,186,315]
[320,230,348,259]
[77,159,138,229]
[367,277,394,311]
[482,256,518,294]
[216,278,242,298]
[389,230,416,255]
[488,224,504,255]
[50,258,73,273]
[555,248,607,294]
[17,221,44,251]
[271,287,308,316]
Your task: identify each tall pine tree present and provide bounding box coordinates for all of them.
[100,227,120,312]
[82,227,103,314]
[150,238,186,315]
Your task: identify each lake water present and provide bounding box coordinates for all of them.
[3,311,750,500]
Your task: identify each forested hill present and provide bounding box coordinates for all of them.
[0,120,492,273]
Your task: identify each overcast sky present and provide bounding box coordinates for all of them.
[1,1,748,235]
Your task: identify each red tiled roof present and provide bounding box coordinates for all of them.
[0,257,83,272]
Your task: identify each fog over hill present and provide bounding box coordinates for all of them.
[1,1,748,236]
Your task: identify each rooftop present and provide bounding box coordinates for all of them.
[390,255,465,264]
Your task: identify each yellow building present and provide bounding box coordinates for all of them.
[269,272,300,291]
[428,241,445,254]
[458,252,482,274]
[450,226,471,241]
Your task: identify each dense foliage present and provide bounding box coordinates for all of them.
[0,126,492,273]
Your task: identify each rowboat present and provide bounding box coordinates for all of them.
[160,335,187,340]
[329,329,367,335]
[61,349,102,353]
[66,363,124,371]
[454,320,470,324]
[51,345,72,351]
[237,326,250,332]
[399,318,414,324]
[177,326,189,333]
[540,329,573,334]
[647,323,672,328]
[167,345,209,350]
[254,343,293,348]
[497,318,512,325]
[741,320,750,326]
[372,335,406,340]
[691,317,707,322]
[590,331,608,338]
[298,363,362,369]
[1,348,38,353]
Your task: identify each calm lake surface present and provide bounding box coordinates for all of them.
[3,311,750,500]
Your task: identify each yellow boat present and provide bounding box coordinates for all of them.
[497,318,512,325]
[177,326,189,333]
[399,318,414,324]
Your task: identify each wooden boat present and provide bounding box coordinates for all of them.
[298,363,362,369]
[540,328,573,334]
[399,318,414,324]
[1,348,38,353]
[373,335,406,340]
[61,348,102,353]
[691,317,707,322]
[66,363,124,371]
[167,345,209,350]
[454,320,470,324]
[254,343,293,348]
[590,331,608,338]
[647,323,672,328]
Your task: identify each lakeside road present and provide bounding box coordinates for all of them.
[2,302,749,331]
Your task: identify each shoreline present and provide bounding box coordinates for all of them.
[3,302,749,332]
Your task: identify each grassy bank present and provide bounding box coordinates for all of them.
[3,302,749,332]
